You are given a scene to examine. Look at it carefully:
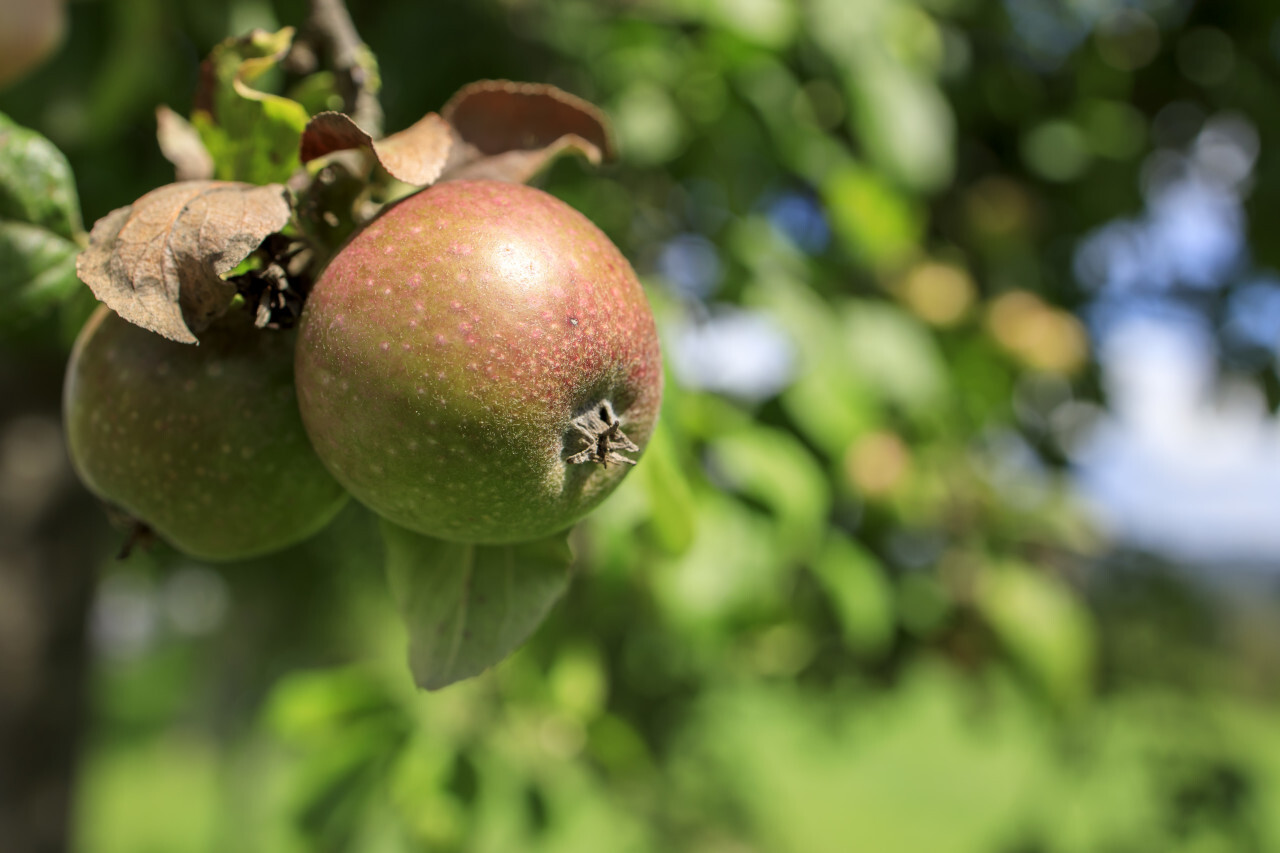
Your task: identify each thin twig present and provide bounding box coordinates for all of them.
[305,0,384,136]
[116,520,155,560]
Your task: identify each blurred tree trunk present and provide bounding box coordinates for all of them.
[0,349,102,853]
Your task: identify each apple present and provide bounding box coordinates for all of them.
[64,305,349,561]
[295,179,662,544]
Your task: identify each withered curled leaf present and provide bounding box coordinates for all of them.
[438,80,614,183]
[299,111,452,186]
[76,181,292,344]
[155,106,215,182]
[441,80,614,158]
[439,134,604,185]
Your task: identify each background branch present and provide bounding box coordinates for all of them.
[300,0,383,136]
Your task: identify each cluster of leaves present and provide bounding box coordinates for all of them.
[0,111,83,337]
[75,27,612,345]
[3,23,635,691]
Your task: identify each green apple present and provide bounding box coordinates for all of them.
[64,305,349,561]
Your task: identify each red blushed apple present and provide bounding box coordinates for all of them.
[295,179,663,544]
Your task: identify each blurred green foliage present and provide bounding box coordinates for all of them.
[0,112,82,335]
[6,0,1280,850]
[192,26,312,184]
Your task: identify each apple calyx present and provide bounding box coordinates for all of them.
[566,399,639,468]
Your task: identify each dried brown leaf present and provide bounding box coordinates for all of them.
[300,111,452,186]
[441,134,604,184]
[298,112,372,162]
[156,106,215,182]
[440,80,614,160]
[76,181,292,344]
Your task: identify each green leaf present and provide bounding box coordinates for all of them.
[812,532,895,658]
[611,83,683,166]
[703,0,799,49]
[805,0,954,193]
[0,113,84,333]
[977,562,1096,709]
[654,491,785,623]
[639,421,697,555]
[0,221,81,330]
[264,667,403,746]
[292,725,403,842]
[845,56,955,193]
[260,667,411,847]
[743,268,883,457]
[842,299,948,415]
[382,521,573,690]
[193,28,310,184]
[781,366,880,458]
[822,161,922,270]
[707,425,830,560]
[0,112,82,239]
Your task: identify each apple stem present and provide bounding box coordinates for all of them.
[226,234,312,330]
[116,519,156,560]
[566,399,640,467]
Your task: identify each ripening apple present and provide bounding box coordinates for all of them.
[64,305,350,561]
[295,179,662,544]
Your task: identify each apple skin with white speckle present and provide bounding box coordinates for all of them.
[64,305,350,561]
[294,179,663,544]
